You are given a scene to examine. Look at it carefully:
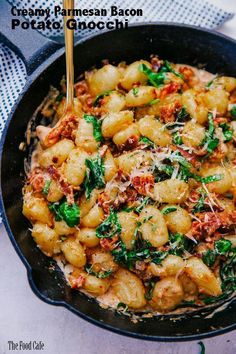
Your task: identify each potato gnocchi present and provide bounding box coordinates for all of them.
[23,56,236,314]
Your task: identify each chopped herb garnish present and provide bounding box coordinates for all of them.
[96,208,121,239]
[84,114,102,142]
[42,180,51,195]
[85,263,113,278]
[93,90,113,106]
[139,136,155,147]
[200,174,223,184]
[84,155,105,199]
[139,64,166,87]
[192,192,206,214]
[49,201,80,227]
[219,123,233,142]
[144,98,160,106]
[161,206,177,215]
[132,87,139,96]
[172,132,183,145]
[135,197,150,214]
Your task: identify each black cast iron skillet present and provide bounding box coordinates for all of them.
[1,0,236,341]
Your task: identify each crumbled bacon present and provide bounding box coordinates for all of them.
[44,114,78,147]
[131,175,154,195]
[28,168,46,192]
[179,66,194,80]
[70,274,85,289]
[75,81,89,96]
[100,236,119,251]
[160,100,182,123]
[119,135,139,151]
[47,165,74,204]
[171,145,201,168]
[160,82,181,99]
[98,192,111,215]
[190,211,236,239]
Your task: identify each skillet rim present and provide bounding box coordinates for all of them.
[1,22,236,342]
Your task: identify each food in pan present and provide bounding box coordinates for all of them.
[22,56,236,314]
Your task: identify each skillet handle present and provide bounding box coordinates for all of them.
[0,0,63,75]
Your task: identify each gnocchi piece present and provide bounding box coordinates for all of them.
[185,257,222,296]
[139,205,169,247]
[39,139,74,168]
[179,274,198,296]
[116,150,151,175]
[102,91,126,112]
[32,223,60,256]
[148,255,185,277]
[182,120,206,147]
[201,166,232,194]
[46,179,64,203]
[163,206,192,234]
[76,228,100,248]
[75,118,98,153]
[217,197,235,212]
[120,60,151,90]
[89,249,118,273]
[81,204,104,228]
[84,274,110,295]
[104,149,117,182]
[138,115,171,146]
[203,88,229,115]
[63,148,88,186]
[23,196,52,226]
[87,64,121,96]
[54,220,75,236]
[149,277,184,312]
[126,86,156,107]
[182,89,208,124]
[153,179,189,204]
[61,237,86,268]
[214,76,236,92]
[117,211,138,249]
[101,111,134,138]
[112,269,146,309]
[79,189,100,218]
[113,123,140,148]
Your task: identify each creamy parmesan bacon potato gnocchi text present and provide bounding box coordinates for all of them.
[23,56,236,314]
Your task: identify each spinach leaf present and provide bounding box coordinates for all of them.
[84,114,102,142]
[192,191,206,214]
[202,249,216,267]
[219,123,233,142]
[96,208,121,239]
[200,174,223,184]
[49,201,80,227]
[139,64,166,87]
[84,155,105,199]
[162,60,184,79]
[201,113,219,155]
[144,98,160,106]
[230,105,236,119]
[215,239,232,255]
[169,233,194,256]
[145,280,156,300]
[93,90,113,106]
[176,107,189,121]
[42,180,51,195]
